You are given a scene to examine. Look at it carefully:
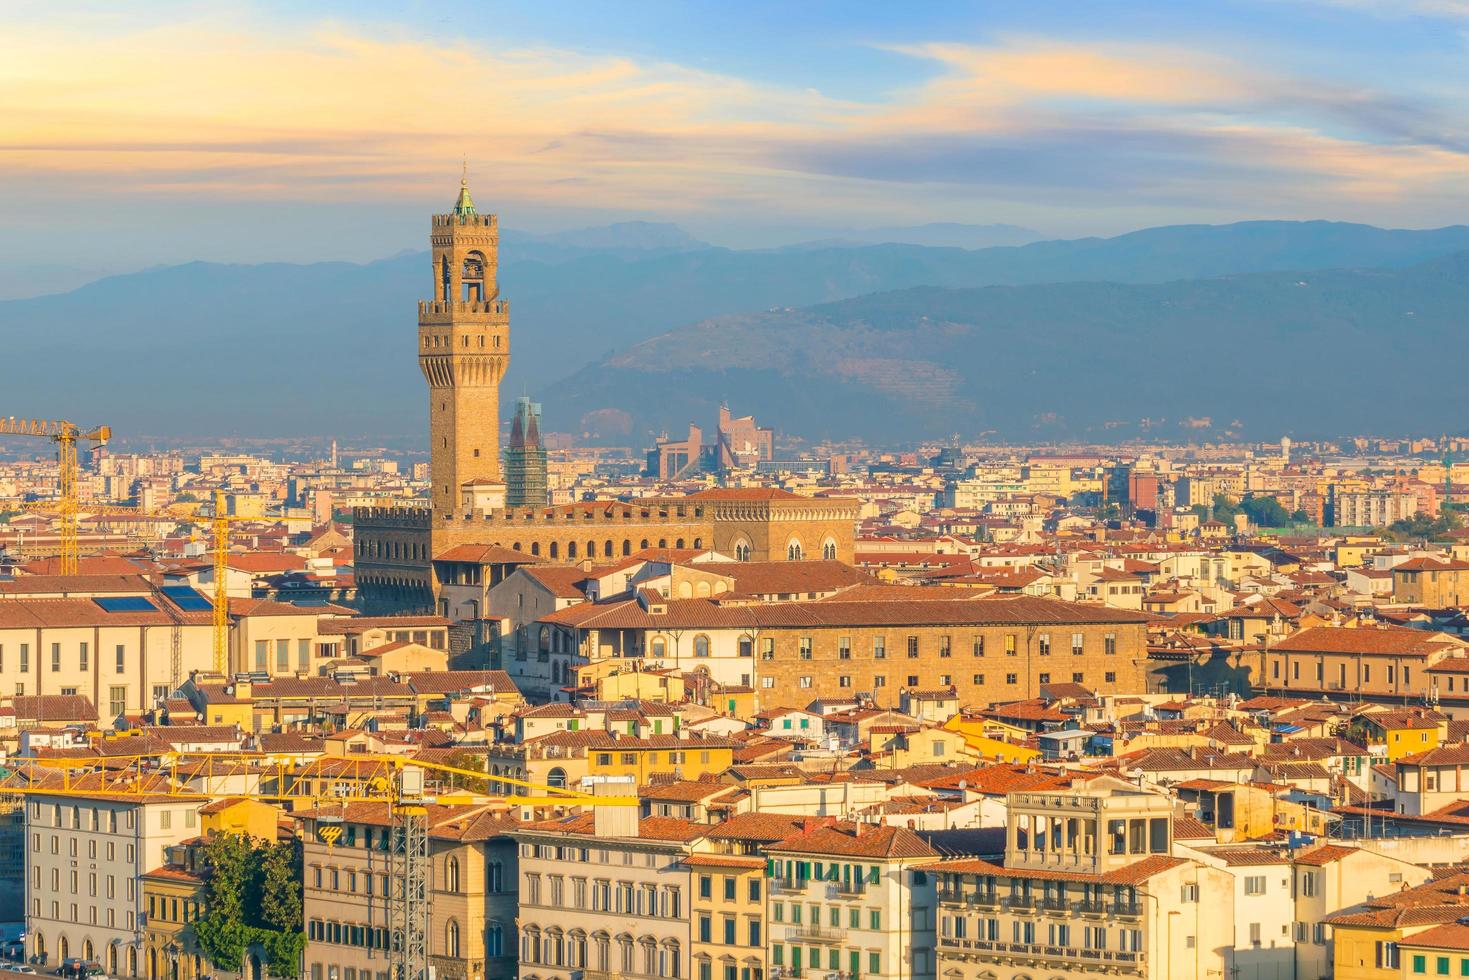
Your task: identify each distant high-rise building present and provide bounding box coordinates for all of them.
[504,396,548,507]
[646,404,773,479]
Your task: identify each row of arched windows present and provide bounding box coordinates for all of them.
[436,856,507,894]
[31,935,135,978]
[439,919,505,958]
[509,536,704,560]
[521,928,680,978]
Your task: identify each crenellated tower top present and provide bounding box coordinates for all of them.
[420,169,510,521]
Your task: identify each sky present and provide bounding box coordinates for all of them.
[6,0,1469,295]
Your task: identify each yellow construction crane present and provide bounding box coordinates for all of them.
[205,488,301,675]
[0,417,111,575]
[0,751,639,980]
[25,489,300,676]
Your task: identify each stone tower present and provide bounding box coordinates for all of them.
[419,172,509,520]
[504,396,550,508]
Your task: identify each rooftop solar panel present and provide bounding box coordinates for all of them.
[160,585,213,611]
[95,596,157,613]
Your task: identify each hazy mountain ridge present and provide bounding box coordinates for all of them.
[3,220,1468,437]
[545,251,1469,442]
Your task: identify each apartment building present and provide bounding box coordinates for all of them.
[1286,844,1431,980]
[24,788,202,977]
[1261,625,1469,702]
[689,851,768,980]
[0,580,213,714]
[512,805,705,980]
[765,820,941,980]
[933,782,1233,980]
[1184,846,1294,979]
[483,728,738,796]
[141,841,208,980]
[298,802,519,980]
[1392,557,1469,607]
[540,593,1150,711]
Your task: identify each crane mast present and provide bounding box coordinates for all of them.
[1,753,639,980]
[0,417,110,574]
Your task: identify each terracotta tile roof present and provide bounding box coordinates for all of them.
[227,597,329,617]
[143,866,205,883]
[1271,625,1463,657]
[1172,815,1215,841]
[1327,872,1469,927]
[1399,745,1469,766]
[434,543,545,565]
[1401,923,1469,951]
[1293,844,1359,866]
[687,488,804,501]
[1198,846,1289,866]
[938,853,1186,884]
[683,853,768,870]
[704,811,807,843]
[0,597,210,629]
[0,573,158,595]
[521,812,707,842]
[768,821,939,859]
[317,615,450,635]
[403,670,518,695]
[225,553,307,574]
[522,565,590,599]
[721,560,874,597]
[541,594,1150,631]
[13,694,98,722]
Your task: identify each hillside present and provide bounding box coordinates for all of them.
[2,220,1468,437]
[543,251,1469,443]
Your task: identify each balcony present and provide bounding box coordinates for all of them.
[575,972,666,980]
[1003,895,1036,912]
[785,925,845,945]
[1111,900,1142,917]
[831,881,867,899]
[770,878,807,895]
[938,937,1145,968]
[1038,896,1069,913]
[1074,899,1107,915]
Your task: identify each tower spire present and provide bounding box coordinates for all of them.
[453,160,477,217]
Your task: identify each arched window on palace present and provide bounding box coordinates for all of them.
[445,857,460,893]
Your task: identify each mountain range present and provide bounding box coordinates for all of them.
[547,251,1469,443]
[2,219,1467,441]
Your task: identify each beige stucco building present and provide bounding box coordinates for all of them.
[299,802,519,980]
[934,782,1234,980]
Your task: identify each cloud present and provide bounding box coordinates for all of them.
[3,16,1469,233]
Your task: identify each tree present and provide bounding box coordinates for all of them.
[1387,510,1464,541]
[444,749,491,793]
[195,833,305,978]
[256,840,302,934]
[1239,496,1289,528]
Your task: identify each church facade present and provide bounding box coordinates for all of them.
[355,178,856,615]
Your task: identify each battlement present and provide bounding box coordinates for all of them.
[437,502,709,526]
[353,505,432,527]
[432,213,497,229]
[419,299,510,321]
